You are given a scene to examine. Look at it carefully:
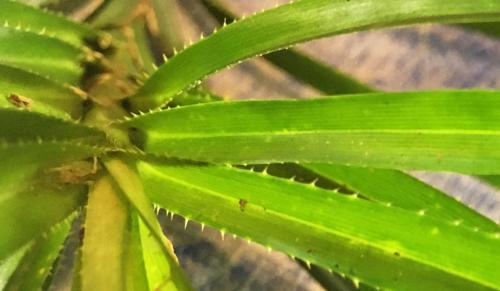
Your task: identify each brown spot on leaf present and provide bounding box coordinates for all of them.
[47,160,99,185]
[7,94,32,109]
[239,199,248,212]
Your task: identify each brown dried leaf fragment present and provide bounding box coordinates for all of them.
[7,94,32,109]
[47,159,100,185]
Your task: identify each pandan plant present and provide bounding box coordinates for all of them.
[0,0,499,290]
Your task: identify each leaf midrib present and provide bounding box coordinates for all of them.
[147,129,500,139]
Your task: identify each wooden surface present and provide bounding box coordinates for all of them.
[162,1,500,290]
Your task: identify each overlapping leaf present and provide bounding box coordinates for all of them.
[0,182,85,261]
[306,164,499,231]
[3,216,73,291]
[0,109,107,199]
[129,0,500,111]
[80,175,131,291]
[122,90,500,174]
[104,158,192,291]
[0,0,101,47]
[0,244,29,290]
[200,0,498,233]
[200,0,374,95]
[139,161,500,291]
[88,0,140,28]
[0,140,106,201]
[0,107,106,143]
[461,23,500,38]
[81,174,191,291]
[138,216,190,291]
[0,65,85,118]
[0,26,84,84]
[123,212,150,291]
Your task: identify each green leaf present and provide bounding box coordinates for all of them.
[0,140,106,200]
[200,0,374,95]
[0,108,106,143]
[80,175,130,291]
[88,0,140,28]
[198,1,498,238]
[4,215,73,291]
[130,18,157,75]
[305,164,499,231]
[104,158,192,291]
[478,175,500,190]
[0,64,85,118]
[167,88,224,108]
[81,173,190,291]
[0,183,85,261]
[460,22,500,38]
[128,0,500,111]
[139,161,500,291]
[11,0,58,7]
[149,0,184,54]
[0,0,102,48]
[45,215,83,291]
[0,245,30,290]
[124,212,150,291]
[296,260,363,291]
[0,26,84,84]
[263,49,375,95]
[123,90,500,174]
[138,215,188,291]
[200,2,482,239]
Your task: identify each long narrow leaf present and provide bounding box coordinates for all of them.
[200,0,374,95]
[80,175,130,291]
[123,212,150,291]
[4,215,73,291]
[138,215,188,291]
[138,161,500,291]
[129,0,500,111]
[122,90,500,174]
[0,245,30,290]
[104,158,192,291]
[0,64,85,118]
[0,0,101,47]
[0,183,85,261]
[88,0,140,28]
[0,26,84,84]
[124,211,151,291]
[460,23,500,38]
[150,0,184,54]
[0,140,106,201]
[0,108,106,143]
[478,175,500,196]
[306,164,499,231]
